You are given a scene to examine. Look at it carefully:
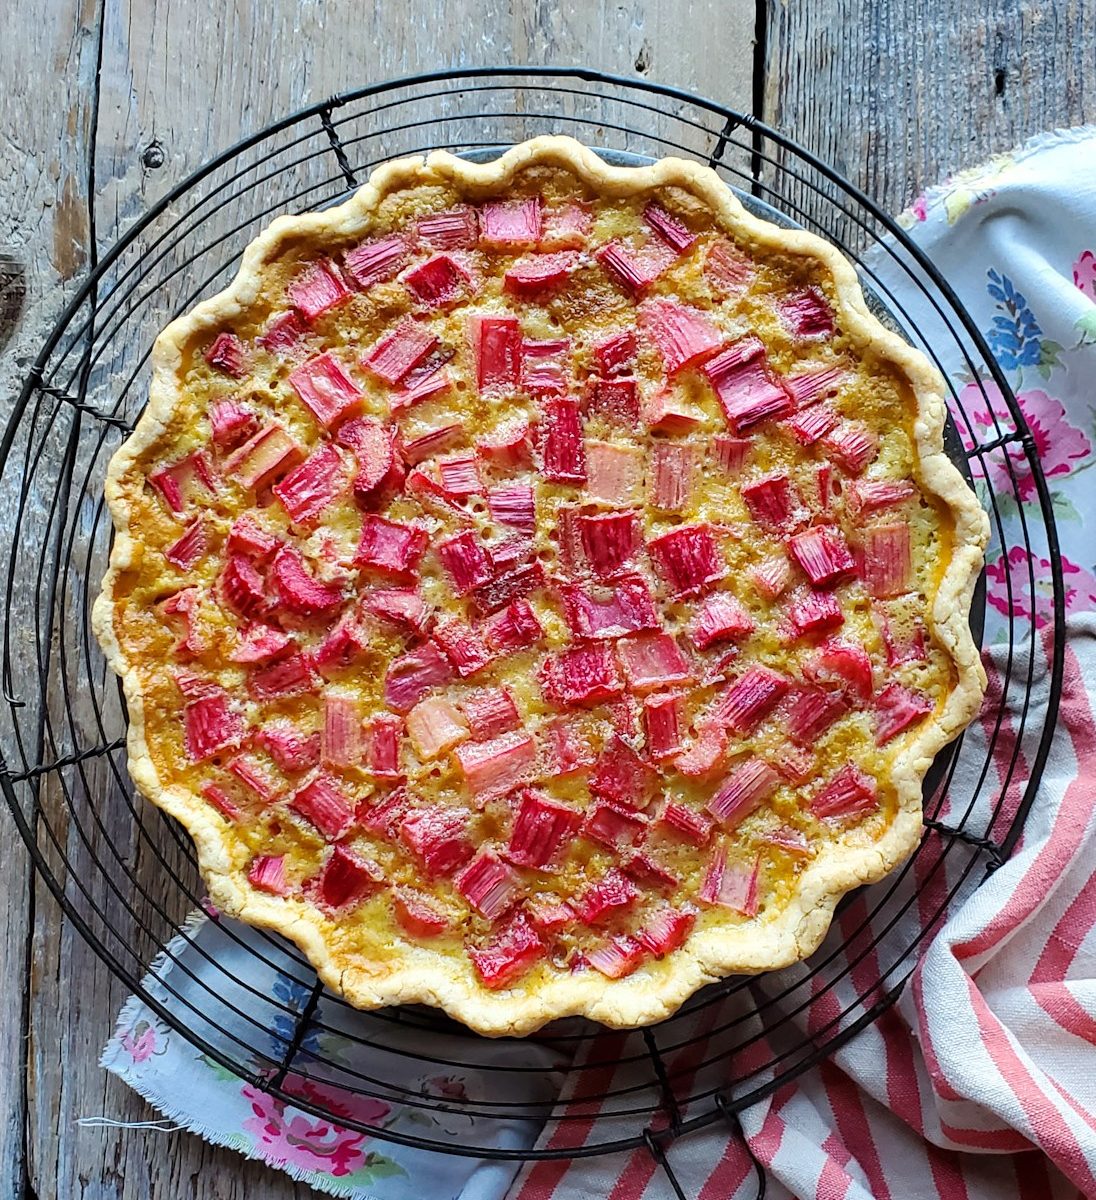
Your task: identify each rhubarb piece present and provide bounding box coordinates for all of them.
[437,452,482,498]
[364,319,439,385]
[804,638,874,702]
[814,463,835,516]
[289,260,349,319]
[544,718,597,775]
[648,524,726,598]
[527,897,576,935]
[164,519,207,570]
[204,331,247,377]
[149,451,215,514]
[391,361,452,411]
[617,632,691,694]
[786,684,849,746]
[406,467,475,523]
[407,696,469,760]
[649,442,700,510]
[542,200,592,247]
[507,789,582,868]
[459,687,521,740]
[228,752,280,802]
[258,723,321,773]
[700,848,760,916]
[436,531,493,596]
[316,845,383,909]
[596,238,675,293]
[384,643,454,712]
[786,403,838,446]
[258,310,307,353]
[400,422,465,466]
[359,787,410,839]
[876,602,928,667]
[356,515,428,579]
[469,562,545,616]
[202,783,241,821]
[209,399,258,450]
[363,715,403,779]
[416,205,478,250]
[540,642,624,707]
[847,479,917,518]
[585,440,645,505]
[575,869,639,925]
[577,510,639,578]
[637,908,696,957]
[767,824,811,855]
[161,588,205,657]
[468,912,546,989]
[228,514,277,560]
[173,669,219,700]
[623,850,678,890]
[271,545,344,616]
[362,587,431,635]
[288,353,361,430]
[403,253,472,307]
[555,576,660,640]
[643,202,698,253]
[712,665,790,734]
[593,330,637,377]
[322,694,363,768]
[673,724,728,778]
[588,935,646,979]
[486,483,536,532]
[811,764,878,821]
[480,197,542,247]
[539,396,587,484]
[713,434,751,476]
[788,526,857,589]
[248,652,317,699]
[248,855,288,896]
[184,693,244,762]
[749,554,793,601]
[393,889,449,937]
[704,239,751,293]
[273,444,346,524]
[343,233,410,289]
[639,298,721,374]
[229,621,292,665]
[701,338,793,433]
[583,376,640,427]
[822,422,879,475]
[290,773,354,840]
[657,800,713,845]
[312,611,369,678]
[503,250,580,295]
[455,850,521,919]
[787,588,845,638]
[787,367,845,408]
[741,472,808,534]
[582,801,647,851]
[481,599,543,655]
[454,730,537,800]
[521,337,570,396]
[466,312,522,393]
[874,682,933,744]
[861,524,912,598]
[400,807,474,877]
[707,758,780,828]
[643,691,685,760]
[640,387,703,434]
[590,734,659,809]
[688,593,755,650]
[220,554,267,617]
[781,287,833,337]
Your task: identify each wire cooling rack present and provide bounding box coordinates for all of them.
[0,68,1066,1196]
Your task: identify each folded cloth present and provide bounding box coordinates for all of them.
[103,126,1096,1199]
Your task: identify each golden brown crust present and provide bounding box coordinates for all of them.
[93,136,988,1035]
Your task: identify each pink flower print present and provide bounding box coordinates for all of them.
[958,380,1090,502]
[1073,250,1096,301]
[242,1074,391,1178]
[911,194,929,222]
[120,1021,158,1064]
[986,548,1096,629]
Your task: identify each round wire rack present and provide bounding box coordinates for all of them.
[0,67,1066,1193]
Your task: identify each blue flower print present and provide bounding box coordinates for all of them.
[985,269,1062,379]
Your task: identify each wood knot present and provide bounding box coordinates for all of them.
[0,253,26,353]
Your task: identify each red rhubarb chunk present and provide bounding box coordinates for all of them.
[204,331,247,377]
[472,314,522,394]
[577,511,639,579]
[786,403,839,446]
[460,688,521,740]
[786,685,849,746]
[223,425,304,490]
[707,758,780,828]
[541,642,624,708]
[322,694,363,768]
[161,588,205,657]
[227,752,280,802]
[583,377,639,427]
[454,850,521,919]
[648,524,726,598]
[220,554,267,617]
[437,452,483,498]
[787,588,845,638]
[288,353,361,430]
[400,807,474,878]
[149,451,215,515]
[229,621,292,665]
[417,205,478,250]
[403,253,472,308]
[290,774,354,840]
[847,479,917,519]
[786,367,846,408]
[343,233,410,289]
[741,472,809,534]
[590,734,659,809]
[588,935,646,979]
[582,801,647,851]
[407,696,469,760]
[713,434,752,476]
[542,717,595,776]
[362,587,430,635]
[312,611,370,678]
[393,889,449,938]
[586,441,644,506]
[363,714,404,779]
[643,202,698,253]
[700,848,760,916]
[701,338,793,433]
[639,298,721,374]
[468,912,546,989]
[477,417,534,468]
[689,593,755,650]
[400,422,465,468]
[637,908,696,957]
[811,764,878,821]
[704,239,751,293]
[289,261,349,319]
[364,319,439,385]
[641,388,703,434]
[469,562,545,617]
[480,197,542,247]
[521,338,570,396]
[712,665,790,735]
[527,897,576,935]
[673,723,728,778]
[823,422,880,475]
[271,545,344,616]
[788,526,857,589]
[874,683,933,744]
[435,531,492,596]
[317,845,383,909]
[861,524,912,598]
[184,693,244,762]
[596,239,675,293]
[482,598,543,656]
[391,361,452,411]
[247,652,317,700]
[804,638,875,703]
[649,442,700,510]
[593,330,637,377]
[749,555,793,601]
[657,800,713,845]
[356,515,428,579]
[258,722,321,773]
[337,418,404,505]
[503,251,579,295]
[617,632,692,694]
[555,575,659,640]
[486,484,536,532]
[273,444,346,525]
[258,311,307,353]
[384,643,454,713]
[248,855,288,896]
[165,519,207,571]
[767,824,811,855]
[454,730,537,800]
[209,399,258,450]
[543,200,592,247]
[539,397,587,484]
[576,869,639,925]
[643,691,686,760]
[507,789,582,868]
[781,287,834,338]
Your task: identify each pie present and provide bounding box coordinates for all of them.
[93,136,988,1036]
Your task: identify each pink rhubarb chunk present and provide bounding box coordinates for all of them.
[657,800,713,845]
[364,319,439,385]
[700,848,760,916]
[290,774,354,840]
[648,524,726,598]
[204,331,247,377]
[149,451,215,514]
[804,638,875,702]
[521,338,570,396]
[416,205,478,250]
[437,452,483,497]
[554,575,659,640]
[460,687,521,740]
[503,251,580,295]
[874,683,933,744]
[823,422,879,474]
[248,855,289,896]
[541,642,624,707]
[480,197,542,246]
[811,764,878,821]
[701,337,793,433]
[273,444,346,524]
[689,593,755,649]
[712,665,790,734]
[577,510,639,578]
[454,730,537,800]
[407,696,469,760]
[258,311,307,353]
[288,260,349,319]
[590,734,658,809]
[587,935,646,979]
[713,434,752,475]
[322,694,363,768]
[861,524,912,598]
[582,801,647,851]
[539,396,587,483]
[789,526,857,589]
[617,632,692,694]
[400,807,474,878]
[787,588,845,638]
[593,330,637,376]
[229,621,292,665]
[636,908,696,957]
[584,377,640,427]
[468,912,546,989]
[362,587,430,634]
[164,519,207,571]
[363,714,403,778]
[786,684,849,745]
[436,531,493,595]
[649,442,700,510]
[209,399,257,450]
[704,239,751,293]
[487,483,536,531]
[337,417,404,505]
[643,202,697,252]
[271,545,344,616]
[223,425,304,490]
[258,722,321,773]
[507,789,582,868]
[575,869,639,925]
[384,642,454,712]
[596,238,675,293]
[393,889,449,938]
[184,692,244,762]
[220,554,267,617]
[707,758,780,828]
[343,233,410,289]
[472,314,522,394]
[317,845,383,909]
[403,253,472,307]
[454,850,521,919]
[639,298,722,374]
[781,287,834,337]
[741,472,809,534]
[356,515,428,578]
[643,691,686,760]
[288,353,362,430]
[585,440,644,505]
[481,598,543,655]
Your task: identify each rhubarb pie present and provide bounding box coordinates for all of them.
[94,137,987,1035]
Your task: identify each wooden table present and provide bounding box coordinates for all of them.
[0,2,1092,1196]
